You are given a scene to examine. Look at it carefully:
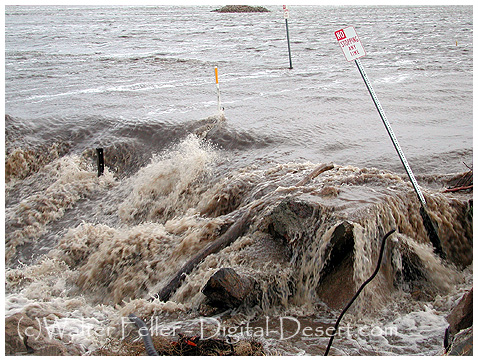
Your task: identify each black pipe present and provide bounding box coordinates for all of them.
[324,229,396,356]
[128,313,159,356]
[96,148,104,177]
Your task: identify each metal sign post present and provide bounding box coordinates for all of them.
[334,26,444,258]
[283,5,293,69]
[353,58,426,207]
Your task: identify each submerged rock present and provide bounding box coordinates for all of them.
[391,239,428,297]
[212,5,270,13]
[267,197,318,245]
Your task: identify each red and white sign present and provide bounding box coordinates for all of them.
[335,26,366,62]
[283,5,289,19]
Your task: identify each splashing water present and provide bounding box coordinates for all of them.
[5,143,472,355]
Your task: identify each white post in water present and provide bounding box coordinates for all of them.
[334,26,444,258]
[283,5,293,69]
[214,66,223,113]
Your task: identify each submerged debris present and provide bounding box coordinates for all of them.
[93,334,265,356]
[444,170,473,193]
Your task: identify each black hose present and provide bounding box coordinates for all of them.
[324,229,396,356]
[128,313,159,356]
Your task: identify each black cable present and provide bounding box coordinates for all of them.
[324,229,396,356]
[129,313,159,356]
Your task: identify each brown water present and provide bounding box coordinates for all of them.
[5,133,472,355]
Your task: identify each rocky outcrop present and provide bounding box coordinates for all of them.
[262,190,471,311]
[444,288,473,355]
[264,197,363,309]
[212,5,270,13]
[447,288,473,336]
[202,268,260,309]
[446,327,472,356]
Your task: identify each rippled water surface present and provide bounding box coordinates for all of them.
[5,5,472,173]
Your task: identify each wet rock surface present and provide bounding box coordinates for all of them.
[315,221,357,309]
[266,197,321,246]
[260,186,472,311]
[202,267,260,309]
[446,326,473,356]
[447,288,473,336]
[444,288,473,355]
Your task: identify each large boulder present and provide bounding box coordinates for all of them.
[202,268,260,309]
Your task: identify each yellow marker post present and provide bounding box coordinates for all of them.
[215,66,222,113]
